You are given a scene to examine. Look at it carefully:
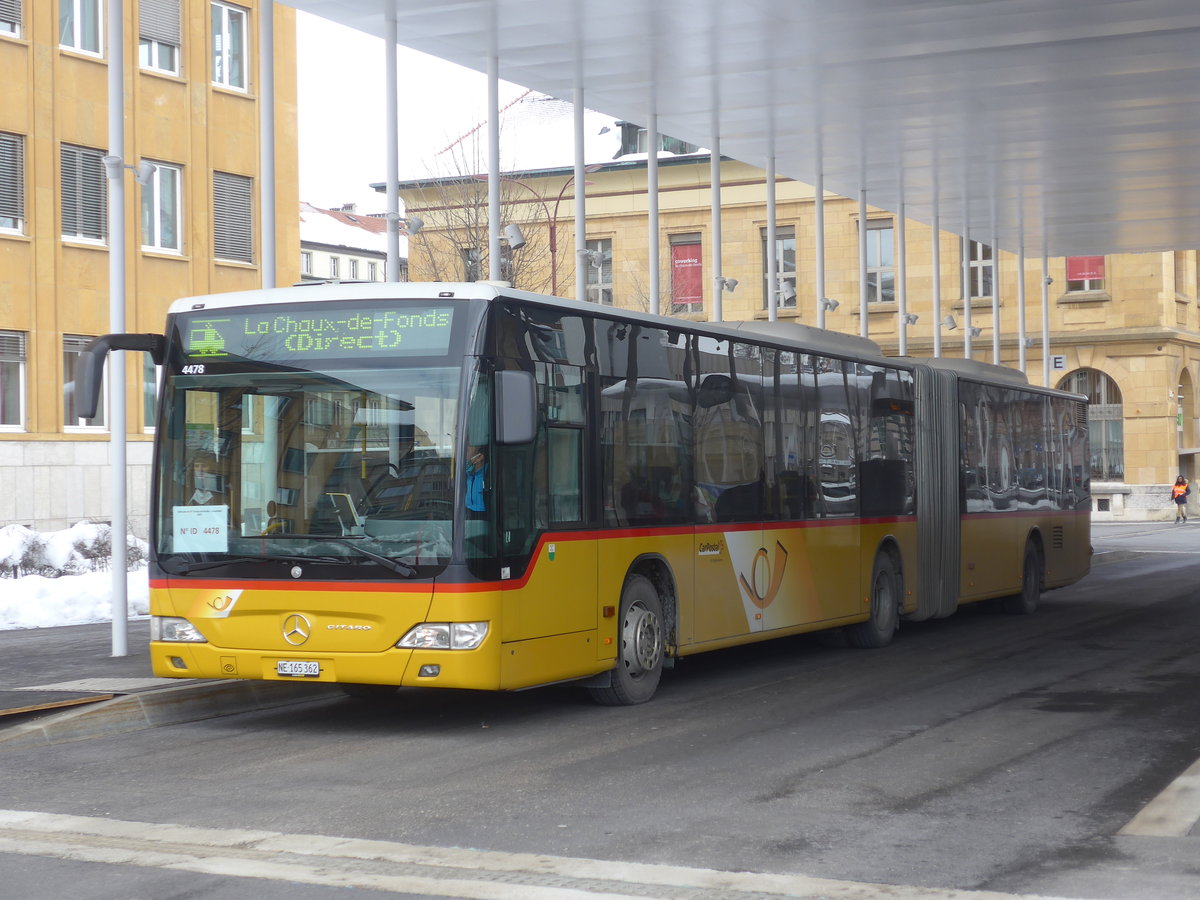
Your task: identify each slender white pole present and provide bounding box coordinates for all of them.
[106,0,127,656]
[384,11,400,281]
[896,173,908,355]
[487,44,501,282]
[932,194,942,358]
[574,82,586,302]
[815,145,826,329]
[1017,222,1028,373]
[1041,249,1051,387]
[962,190,972,360]
[991,208,1000,364]
[766,150,777,322]
[710,133,722,322]
[858,189,868,338]
[647,107,660,315]
[259,2,275,288]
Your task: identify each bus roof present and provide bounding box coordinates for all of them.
[165,281,520,314]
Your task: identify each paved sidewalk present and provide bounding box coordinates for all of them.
[0,620,338,749]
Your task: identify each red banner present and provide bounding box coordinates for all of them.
[1067,256,1104,281]
[671,243,703,306]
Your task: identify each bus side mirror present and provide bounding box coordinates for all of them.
[76,333,167,420]
[495,369,536,445]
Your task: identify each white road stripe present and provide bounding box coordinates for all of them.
[0,809,1074,899]
[1119,757,1200,837]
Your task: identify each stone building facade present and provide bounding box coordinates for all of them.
[401,154,1200,521]
[0,0,300,536]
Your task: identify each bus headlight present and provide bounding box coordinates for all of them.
[397,622,489,650]
[151,616,208,643]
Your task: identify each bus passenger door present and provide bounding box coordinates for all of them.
[499,362,597,641]
[691,344,767,643]
[804,361,863,623]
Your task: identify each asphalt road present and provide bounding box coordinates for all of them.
[1,523,1199,899]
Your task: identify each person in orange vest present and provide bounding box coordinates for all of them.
[1171,475,1190,523]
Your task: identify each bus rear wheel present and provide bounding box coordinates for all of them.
[1003,543,1041,615]
[589,574,665,706]
[845,552,899,649]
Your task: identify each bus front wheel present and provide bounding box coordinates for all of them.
[845,552,899,649]
[589,574,665,706]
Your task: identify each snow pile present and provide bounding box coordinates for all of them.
[0,522,148,578]
[0,522,151,631]
[0,568,151,630]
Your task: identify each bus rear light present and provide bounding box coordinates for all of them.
[397,622,489,650]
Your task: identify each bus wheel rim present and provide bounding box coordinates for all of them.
[623,602,662,677]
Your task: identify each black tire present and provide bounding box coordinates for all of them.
[1003,543,1041,615]
[589,574,665,706]
[340,683,400,700]
[845,552,899,649]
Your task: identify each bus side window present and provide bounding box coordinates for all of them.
[600,325,691,527]
[815,358,857,517]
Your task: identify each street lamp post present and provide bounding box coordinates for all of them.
[475,173,592,295]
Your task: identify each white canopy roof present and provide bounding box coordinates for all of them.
[283,0,1200,257]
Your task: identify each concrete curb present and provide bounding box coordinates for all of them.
[0,680,343,750]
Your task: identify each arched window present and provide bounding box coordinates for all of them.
[1059,369,1123,481]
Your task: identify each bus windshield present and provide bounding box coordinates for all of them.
[154,363,461,573]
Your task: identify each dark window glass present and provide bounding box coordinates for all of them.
[1014,395,1049,509]
[1058,368,1120,481]
[601,325,691,526]
[692,337,763,523]
[762,348,815,520]
[859,366,916,516]
[814,358,857,516]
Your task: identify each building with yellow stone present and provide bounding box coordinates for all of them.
[0,0,298,536]
[401,148,1199,521]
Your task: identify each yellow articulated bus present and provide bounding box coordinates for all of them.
[79,283,1091,705]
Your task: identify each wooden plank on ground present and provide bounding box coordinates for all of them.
[0,691,115,718]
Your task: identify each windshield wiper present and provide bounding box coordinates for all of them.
[257,534,418,577]
[160,553,349,574]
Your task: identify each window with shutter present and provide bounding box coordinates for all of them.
[0,330,26,429]
[60,144,107,242]
[0,133,23,233]
[139,0,180,73]
[0,0,21,37]
[213,171,253,263]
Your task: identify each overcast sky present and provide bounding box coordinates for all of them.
[295,12,525,214]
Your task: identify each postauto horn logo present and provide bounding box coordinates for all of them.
[738,541,789,610]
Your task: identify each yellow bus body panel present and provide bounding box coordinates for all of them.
[149,509,1083,693]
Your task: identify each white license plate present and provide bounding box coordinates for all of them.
[276,660,320,677]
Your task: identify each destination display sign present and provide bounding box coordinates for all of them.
[180,305,456,362]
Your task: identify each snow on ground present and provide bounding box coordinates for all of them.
[0,568,150,631]
[0,523,150,631]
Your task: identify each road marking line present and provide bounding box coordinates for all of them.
[1119,757,1200,837]
[0,809,1075,899]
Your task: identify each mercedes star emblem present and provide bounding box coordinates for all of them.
[282,613,311,646]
